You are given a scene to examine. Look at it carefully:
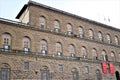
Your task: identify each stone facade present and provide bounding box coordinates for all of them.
[0,1,120,80]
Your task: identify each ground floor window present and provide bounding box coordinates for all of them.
[96,69,102,80]
[0,68,9,80]
[72,68,79,80]
[41,66,49,80]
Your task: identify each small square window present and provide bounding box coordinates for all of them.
[24,62,29,70]
[84,66,89,74]
[58,64,63,72]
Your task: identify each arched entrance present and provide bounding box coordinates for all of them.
[115,71,120,80]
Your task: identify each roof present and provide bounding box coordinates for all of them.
[16,0,120,31]
[16,4,28,19]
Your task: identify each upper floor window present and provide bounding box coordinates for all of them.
[54,20,60,29]
[40,16,46,27]
[81,46,87,58]
[67,23,72,32]
[111,51,115,61]
[0,63,10,80]
[2,33,11,49]
[66,23,73,36]
[54,20,60,33]
[23,37,30,52]
[78,26,84,37]
[41,66,49,80]
[101,50,108,61]
[89,29,94,39]
[69,44,75,57]
[96,69,102,80]
[98,31,103,41]
[56,42,62,56]
[106,34,111,44]
[56,42,62,52]
[41,40,47,51]
[92,48,98,60]
[115,36,119,45]
[71,68,79,80]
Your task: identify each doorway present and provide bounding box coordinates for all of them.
[115,71,120,80]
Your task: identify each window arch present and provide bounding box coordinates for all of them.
[71,68,79,80]
[89,29,94,39]
[2,33,11,49]
[67,23,72,32]
[106,34,111,44]
[111,51,115,61]
[41,66,49,80]
[92,48,98,60]
[23,36,31,52]
[69,44,75,57]
[41,40,47,54]
[115,35,119,45]
[0,63,10,80]
[96,69,102,80]
[98,31,103,41]
[40,16,46,27]
[81,46,87,58]
[78,26,84,37]
[54,20,60,29]
[56,42,62,56]
[101,50,108,61]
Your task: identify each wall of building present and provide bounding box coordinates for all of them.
[0,2,120,80]
[0,18,120,79]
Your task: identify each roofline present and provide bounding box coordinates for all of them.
[15,0,120,31]
[16,4,28,19]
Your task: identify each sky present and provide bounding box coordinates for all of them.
[0,0,120,29]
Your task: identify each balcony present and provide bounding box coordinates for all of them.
[0,48,120,66]
[0,18,120,48]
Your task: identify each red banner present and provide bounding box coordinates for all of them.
[102,62,107,74]
[109,63,114,74]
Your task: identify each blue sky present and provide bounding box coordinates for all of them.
[0,0,120,28]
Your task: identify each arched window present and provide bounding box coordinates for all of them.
[23,37,30,52]
[56,42,62,56]
[54,20,60,33]
[81,46,87,58]
[96,69,102,80]
[98,31,103,41]
[111,51,115,61]
[115,36,119,45]
[2,33,11,49]
[89,29,94,39]
[69,44,75,57]
[41,66,49,80]
[101,50,108,61]
[78,26,84,37]
[54,20,60,29]
[67,23,73,35]
[67,23,72,32]
[41,40,47,54]
[71,68,79,80]
[92,48,98,60]
[106,34,111,44]
[0,63,10,80]
[40,16,46,28]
